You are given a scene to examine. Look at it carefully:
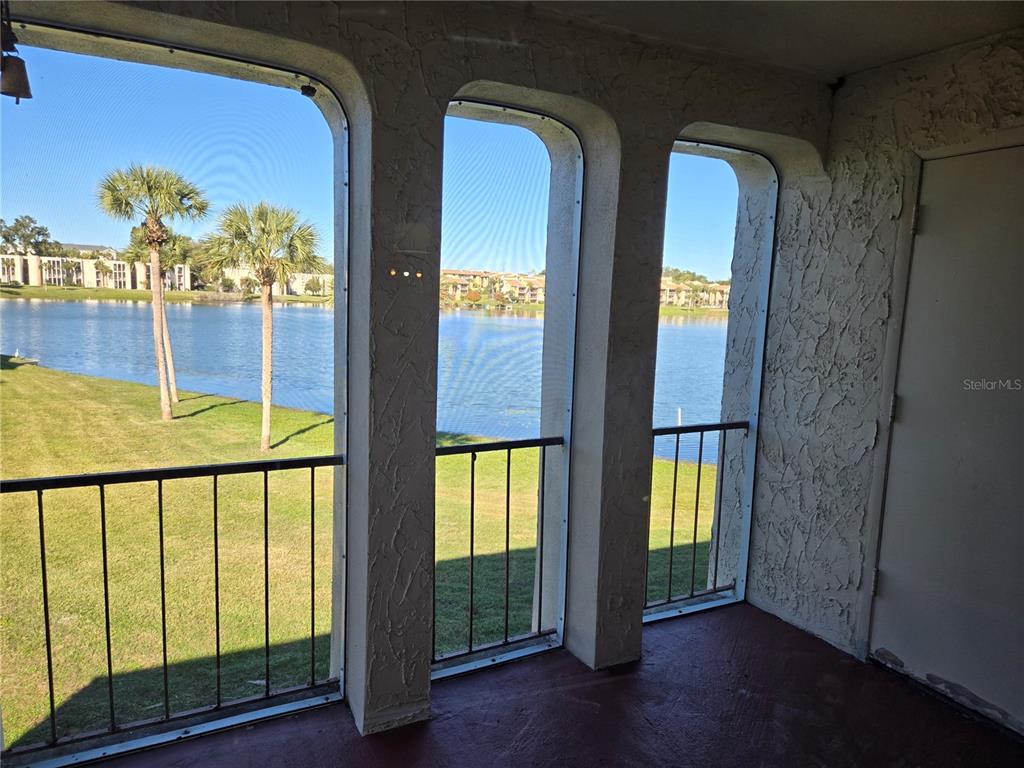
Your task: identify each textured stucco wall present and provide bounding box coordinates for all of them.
[747,29,1024,653]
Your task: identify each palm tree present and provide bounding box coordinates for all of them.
[98,166,208,420]
[125,227,196,403]
[157,233,197,402]
[202,203,326,450]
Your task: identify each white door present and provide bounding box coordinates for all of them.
[871,145,1024,733]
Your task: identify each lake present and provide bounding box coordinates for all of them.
[0,299,728,460]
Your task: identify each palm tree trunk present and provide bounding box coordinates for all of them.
[150,248,172,421]
[162,300,179,402]
[260,282,273,451]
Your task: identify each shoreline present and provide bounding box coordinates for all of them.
[0,285,329,306]
[1,285,728,316]
[0,357,713,462]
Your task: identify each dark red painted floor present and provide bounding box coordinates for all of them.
[105,604,1022,767]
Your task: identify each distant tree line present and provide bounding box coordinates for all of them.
[1,215,102,286]
[662,266,731,285]
[1,215,89,263]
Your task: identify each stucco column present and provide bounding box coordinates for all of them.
[344,107,442,734]
[564,133,672,668]
[134,261,148,290]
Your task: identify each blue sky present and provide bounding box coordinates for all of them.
[663,152,738,280]
[2,45,737,280]
[1,46,334,253]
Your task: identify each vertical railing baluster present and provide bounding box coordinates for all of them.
[3,453,351,746]
[37,490,57,744]
[666,433,681,602]
[310,466,316,686]
[99,485,116,730]
[432,459,437,662]
[690,432,705,597]
[644,438,652,607]
[263,470,270,697]
[643,462,651,614]
[713,430,726,590]
[213,475,221,707]
[468,452,476,652]
[504,448,511,644]
[537,445,546,630]
[432,466,437,662]
[157,480,169,719]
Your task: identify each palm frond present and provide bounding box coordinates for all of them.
[97,170,140,221]
[198,235,242,274]
[97,165,210,230]
[120,225,150,264]
[204,202,327,289]
[163,233,196,266]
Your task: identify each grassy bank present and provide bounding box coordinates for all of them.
[0,360,715,749]
[0,285,329,306]
[1,287,726,317]
[441,302,545,313]
[658,305,728,317]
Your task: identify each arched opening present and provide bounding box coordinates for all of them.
[0,19,352,758]
[432,100,583,675]
[645,138,778,620]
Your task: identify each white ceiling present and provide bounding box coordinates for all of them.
[530,1,1024,82]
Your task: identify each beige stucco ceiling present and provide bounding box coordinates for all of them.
[529,1,1024,82]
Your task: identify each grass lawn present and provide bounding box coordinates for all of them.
[0,285,330,306]
[0,359,717,749]
[658,305,729,317]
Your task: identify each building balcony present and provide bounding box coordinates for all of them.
[73,604,1024,768]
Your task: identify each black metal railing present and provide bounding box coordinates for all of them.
[433,436,563,665]
[645,421,747,609]
[0,453,344,754]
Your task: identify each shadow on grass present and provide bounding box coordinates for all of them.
[7,548,538,752]
[271,418,334,449]
[645,540,715,605]
[436,432,487,448]
[433,542,713,656]
[6,545,707,753]
[0,354,35,370]
[435,548,541,658]
[175,400,247,419]
[7,632,335,754]
[175,393,212,403]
